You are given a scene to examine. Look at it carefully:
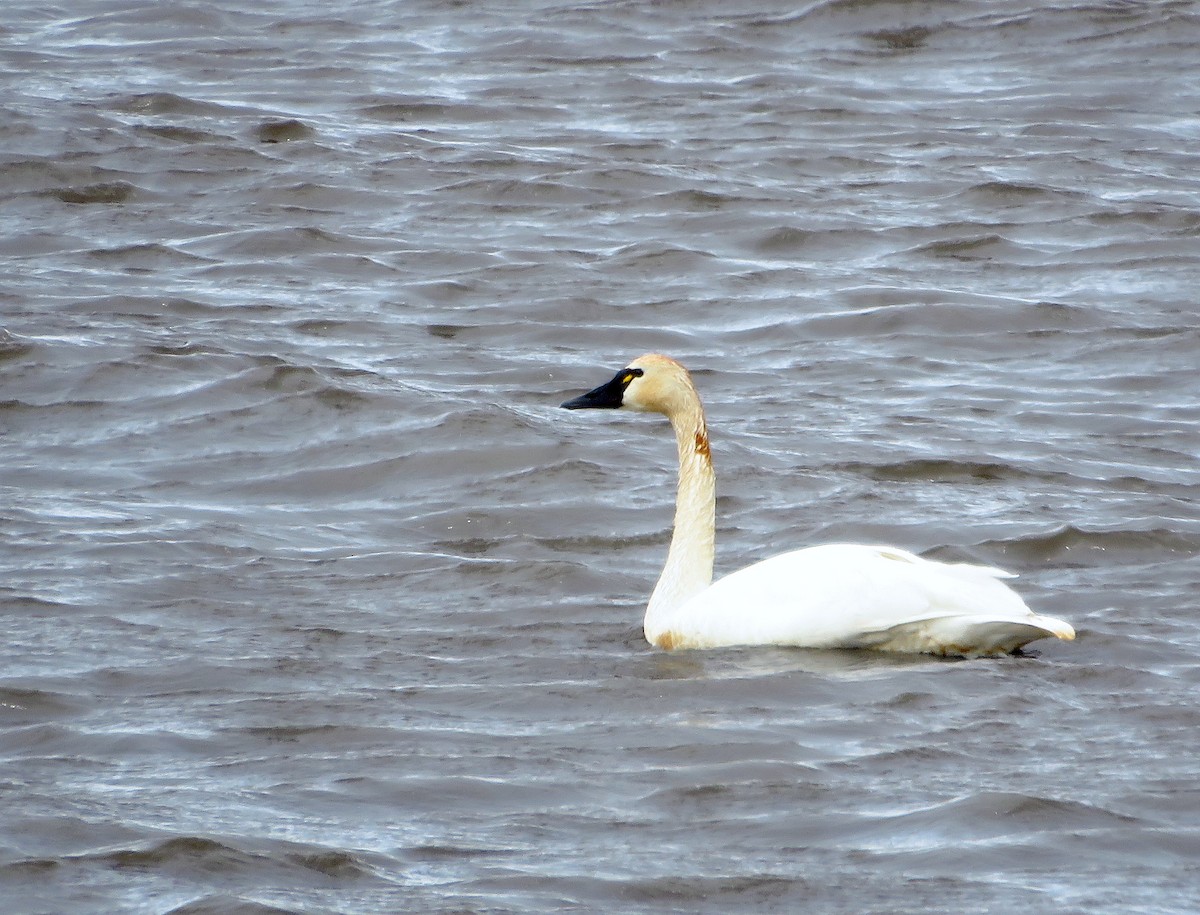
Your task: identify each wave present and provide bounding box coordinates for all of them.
[836,457,1066,485]
[983,525,1200,566]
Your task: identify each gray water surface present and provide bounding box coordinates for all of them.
[3,1,1200,912]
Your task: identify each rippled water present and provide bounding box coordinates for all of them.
[3,1,1200,912]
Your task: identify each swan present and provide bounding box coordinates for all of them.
[560,353,1075,657]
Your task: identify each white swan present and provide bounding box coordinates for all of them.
[561,353,1075,657]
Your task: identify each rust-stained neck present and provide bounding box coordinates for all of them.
[644,374,716,643]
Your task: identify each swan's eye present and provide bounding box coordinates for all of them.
[621,369,644,385]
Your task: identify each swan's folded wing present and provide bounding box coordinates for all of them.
[669,543,1063,654]
[860,614,1075,656]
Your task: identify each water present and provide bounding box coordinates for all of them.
[3,1,1200,912]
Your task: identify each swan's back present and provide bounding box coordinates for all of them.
[649,544,1075,657]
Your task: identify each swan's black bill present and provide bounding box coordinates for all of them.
[561,367,642,410]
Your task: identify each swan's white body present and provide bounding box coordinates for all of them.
[562,354,1075,658]
[647,542,1073,655]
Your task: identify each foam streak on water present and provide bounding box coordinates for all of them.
[3,1,1200,912]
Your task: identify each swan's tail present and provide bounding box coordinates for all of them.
[1031,613,1076,642]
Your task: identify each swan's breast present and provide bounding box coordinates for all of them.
[651,629,698,651]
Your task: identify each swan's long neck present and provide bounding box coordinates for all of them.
[645,400,715,634]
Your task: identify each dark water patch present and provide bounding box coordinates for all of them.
[255,362,373,393]
[290,317,387,339]
[284,849,374,879]
[640,772,823,821]
[43,181,140,205]
[4,721,216,760]
[0,232,91,258]
[861,791,1139,844]
[357,99,500,124]
[399,278,476,305]
[837,458,1068,486]
[0,160,131,196]
[196,226,383,259]
[435,174,608,207]
[146,341,210,357]
[72,835,379,885]
[255,119,314,144]
[958,180,1082,206]
[65,2,233,40]
[987,525,1200,567]
[799,297,1099,340]
[235,724,395,748]
[399,842,513,863]
[203,452,412,500]
[865,24,937,52]
[650,188,742,211]
[0,329,34,361]
[62,295,226,318]
[0,595,80,616]
[0,858,61,877]
[908,233,1040,262]
[825,743,967,772]
[607,241,719,277]
[426,322,465,339]
[85,242,214,269]
[300,252,404,280]
[1063,236,1200,267]
[752,225,822,253]
[90,836,255,873]
[110,92,237,117]
[617,873,802,907]
[0,687,88,726]
[133,124,226,144]
[252,181,383,212]
[1085,205,1200,235]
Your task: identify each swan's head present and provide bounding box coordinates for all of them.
[560,353,699,417]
